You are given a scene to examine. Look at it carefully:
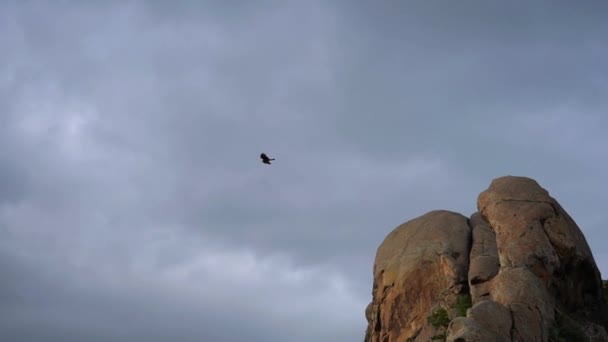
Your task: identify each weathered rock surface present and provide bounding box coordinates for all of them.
[365,176,608,342]
[365,210,471,342]
[446,300,513,342]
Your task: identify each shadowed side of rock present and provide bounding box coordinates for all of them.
[467,212,500,304]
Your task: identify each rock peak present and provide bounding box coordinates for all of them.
[478,175,550,206]
[365,176,608,342]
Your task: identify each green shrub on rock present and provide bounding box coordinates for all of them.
[427,308,450,328]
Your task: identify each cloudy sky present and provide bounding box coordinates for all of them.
[1,1,607,341]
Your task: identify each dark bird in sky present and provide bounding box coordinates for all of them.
[260,153,275,165]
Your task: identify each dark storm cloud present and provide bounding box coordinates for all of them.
[330,1,608,159]
[1,1,607,341]
[1,2,366,341]
[0,250,289,342]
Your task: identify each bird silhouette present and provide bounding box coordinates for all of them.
[260,153,275,165]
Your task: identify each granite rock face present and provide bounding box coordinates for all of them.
[365,210,471,342]
[364,176,608,342]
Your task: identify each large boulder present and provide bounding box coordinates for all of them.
[476,176,607,338]
[365,210,471,342]
[365,176,608,342]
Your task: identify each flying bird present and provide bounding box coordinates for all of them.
[260,153,275,165]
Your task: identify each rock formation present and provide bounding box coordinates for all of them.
[364,176,608,342]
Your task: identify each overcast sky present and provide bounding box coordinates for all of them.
[1,1,607,341]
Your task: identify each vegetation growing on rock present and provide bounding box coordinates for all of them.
[453,293,472,317]
[426,307,450,342]
[426,307,450,328]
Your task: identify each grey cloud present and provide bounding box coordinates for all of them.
[330,2,608,159]
[1,1,607,341]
